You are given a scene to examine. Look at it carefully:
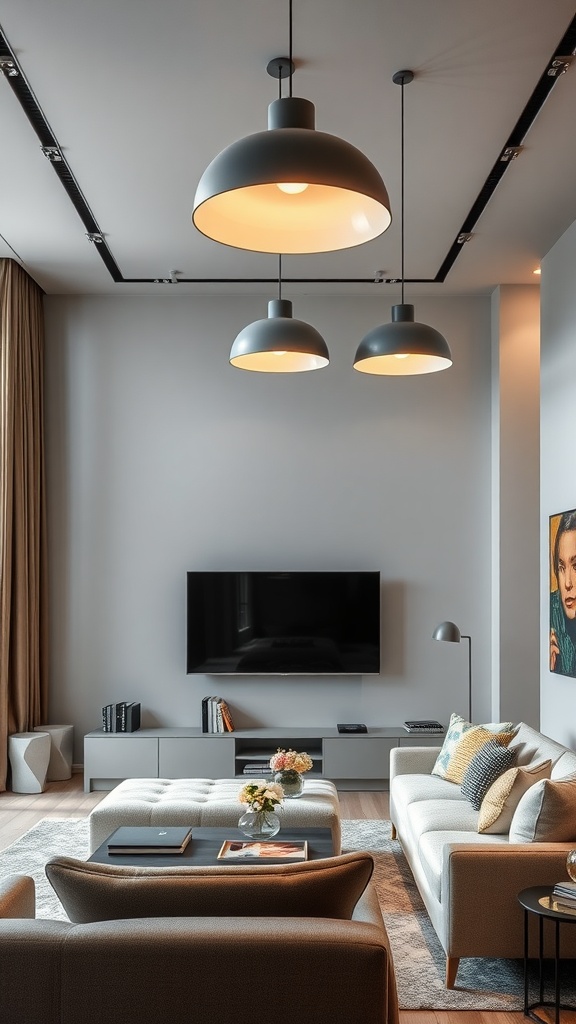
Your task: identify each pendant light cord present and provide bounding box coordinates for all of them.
[278,253,282,301]
[289,0,293,97]
[400,76,405,306]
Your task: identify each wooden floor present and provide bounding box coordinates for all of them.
[0,776,570,1024]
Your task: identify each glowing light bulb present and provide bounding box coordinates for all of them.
[394,352,410,359]
[273,350,288,356]
[276,182,309,194]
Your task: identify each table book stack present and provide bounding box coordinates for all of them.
[552,880,576,914]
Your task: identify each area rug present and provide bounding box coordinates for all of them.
[0,816,563,1010]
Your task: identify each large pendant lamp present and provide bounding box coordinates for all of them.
[353,71,452,376]
[192,2,391,255]
[230,256,329,372]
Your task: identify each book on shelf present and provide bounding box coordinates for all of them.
[242,763,271,775]
[201,696,235,733]
[101,701,141,733]
[403,720,444,733]
[217,839,308,861]
[107,826,192,855]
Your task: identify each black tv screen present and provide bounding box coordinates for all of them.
[186,571,381,675]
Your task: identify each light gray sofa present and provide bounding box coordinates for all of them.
[0,852,399,1024]
[389,721,576,987]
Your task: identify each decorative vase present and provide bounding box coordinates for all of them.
[238,808,281,839]
[274,769,304,798]
[567,849,576,881]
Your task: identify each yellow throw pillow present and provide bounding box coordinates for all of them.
[478,760,552,834]
[443,725,516,785]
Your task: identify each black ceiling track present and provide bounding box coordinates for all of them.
[1,16,575,288]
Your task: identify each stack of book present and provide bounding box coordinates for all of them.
[201,696,234,733]
[242,761,271,776]
[101,702,141,732]
[552,880,576,911]
[403,719,444,734]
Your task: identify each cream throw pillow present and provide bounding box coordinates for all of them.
[509,774,576,843]
[432,713,514,780]
[478,759,552,833]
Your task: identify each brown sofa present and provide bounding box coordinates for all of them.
[0,852,399,1024]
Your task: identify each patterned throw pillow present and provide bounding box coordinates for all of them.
[460,740,517,810]
[443,725,517,785]
[478,760,552,834]
[431,713,515,781]
[509,775,576,843]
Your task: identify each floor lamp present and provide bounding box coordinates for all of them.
[432,621,472,723]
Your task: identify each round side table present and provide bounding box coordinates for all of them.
[34,724,74,780]
[8,732,51,793]
[518,885,576,1024]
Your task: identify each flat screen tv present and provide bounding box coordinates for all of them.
[186,570,381,675]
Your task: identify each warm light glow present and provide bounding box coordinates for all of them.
[273,350,288,356]
[277,182,309,194]
[394,353,409,359]
[354,352,453,376]
[533,267,541,275]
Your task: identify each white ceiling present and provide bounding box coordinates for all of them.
[1,0,575,298]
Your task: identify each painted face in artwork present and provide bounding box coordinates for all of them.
[557,528,576,620]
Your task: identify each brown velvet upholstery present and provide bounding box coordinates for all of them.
[0,871,399,1024]
[45,850,374,924]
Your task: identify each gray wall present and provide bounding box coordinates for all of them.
[44,293,493,760]
[540,221,576,747]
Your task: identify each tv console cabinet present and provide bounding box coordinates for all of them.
[83,726,444,793]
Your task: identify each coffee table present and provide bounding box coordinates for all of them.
[89,826,334,867]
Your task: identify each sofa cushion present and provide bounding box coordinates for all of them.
[418,829,509,902]
[509,775,576,842]
[508,722,569,770]
[391,773,466,809]
[551,750,576,779]
[460,740,517,810]
[432,713,514,781]
[45,851,374,925]
[478,759,552,833]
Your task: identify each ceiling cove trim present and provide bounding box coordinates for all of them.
[1,17,575,287]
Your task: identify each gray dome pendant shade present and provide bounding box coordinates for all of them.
[353,71,453,376]
[193,96,391,254]
[230,255,329,372]
[192,2,392,254]
[354,303,452,375]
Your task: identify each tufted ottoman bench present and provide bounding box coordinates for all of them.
[88,777,342,854]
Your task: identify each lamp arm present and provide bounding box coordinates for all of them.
[461,635,472,722]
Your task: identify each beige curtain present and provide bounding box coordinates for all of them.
[0,259,48,791]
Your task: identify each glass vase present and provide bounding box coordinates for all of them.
[567,850,576,881]
[238,808,281,839]
[274,769,304,798]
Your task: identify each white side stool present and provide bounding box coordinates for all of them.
[34,724,74,781]
[8,732,51,793]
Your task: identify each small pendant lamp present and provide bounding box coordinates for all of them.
[192,2,391,255]
[353,71,452,376]
[229,255,329,372]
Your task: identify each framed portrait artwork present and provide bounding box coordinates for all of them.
[549,509,576,678]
